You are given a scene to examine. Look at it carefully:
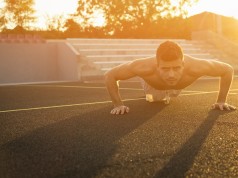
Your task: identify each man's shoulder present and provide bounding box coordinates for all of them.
[130,56,156,76]
[184,55,210,76]
[184,54,200,63]
[184,54,222,68]
[134,56,156,63]
[184,54,228,76]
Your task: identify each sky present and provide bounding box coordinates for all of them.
[34,0,78,29]
[187,0,238,18]
[33,0,238,28]
[34,0,107,28]
[33,0,238,18]
[1,0,238,28]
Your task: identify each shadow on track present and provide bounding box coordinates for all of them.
[154,109,236,178]
[0,100,167,178]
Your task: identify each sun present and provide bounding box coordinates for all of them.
[34,0,78,16]
[33,0,106,29]
[33,0,78,29]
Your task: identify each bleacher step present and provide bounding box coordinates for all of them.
[67,39,217,80]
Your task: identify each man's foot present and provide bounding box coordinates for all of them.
[164,91,170,104]
[146,93,170,104]
[163,96,170,104]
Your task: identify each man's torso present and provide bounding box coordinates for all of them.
[136,55,203,90]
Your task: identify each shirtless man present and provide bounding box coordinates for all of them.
[104,41,236,114]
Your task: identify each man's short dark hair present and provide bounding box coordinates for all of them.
[156,41,184,63]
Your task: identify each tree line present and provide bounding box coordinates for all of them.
[2,0,237,42]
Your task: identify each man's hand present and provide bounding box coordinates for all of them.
[110,105,130,115]
[211,102,236,111]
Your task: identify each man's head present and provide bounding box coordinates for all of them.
[156,41,184,86]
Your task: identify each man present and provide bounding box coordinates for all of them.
[104,40,236,115]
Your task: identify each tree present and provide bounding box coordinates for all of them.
[0,0,7,30]
[4,0,36,29]
[64,19,83,37]
[73,0,199,36]
[0,10,7,31]
[45,14,66,32]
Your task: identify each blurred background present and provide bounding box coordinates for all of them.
[0,0,238,84]
[0,0,237,41]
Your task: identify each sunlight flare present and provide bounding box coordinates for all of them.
[188,0,238,19]
[3,0,237,29]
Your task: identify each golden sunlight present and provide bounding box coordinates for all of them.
[188,0,238,19]
[34,0,78,29]
[34,0,78,16]
[31,0,238,29]
[89,10,106,27]
[34,0,106,29]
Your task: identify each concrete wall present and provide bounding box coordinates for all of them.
[0,41,80,85]
[56,42,80,81]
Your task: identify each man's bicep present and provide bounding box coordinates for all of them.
[199,59,232,77]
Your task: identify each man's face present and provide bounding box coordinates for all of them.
[157,58,184,86]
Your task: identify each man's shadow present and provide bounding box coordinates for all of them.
[154,109,235,178]
[0,99,168,178]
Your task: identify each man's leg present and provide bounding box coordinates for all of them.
[139,78,168,103]
[139,78,181,104]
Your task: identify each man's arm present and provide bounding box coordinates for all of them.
[194,58,236,110]
[213,63,236,110]
[104,61,140,114]
[216,63,233,103]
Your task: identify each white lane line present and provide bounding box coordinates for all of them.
[0,90,236,113]
[1,75,237,86]
[83,75,238,83]
[23,84,106,89]
[17,84,201,92]
[0,98,144,113]
[84,80,140,83]
[22,84,144,91]
[180,91,218,96]
[18,84,238,94]
[229,93,238,95]
[180,90,238,96]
